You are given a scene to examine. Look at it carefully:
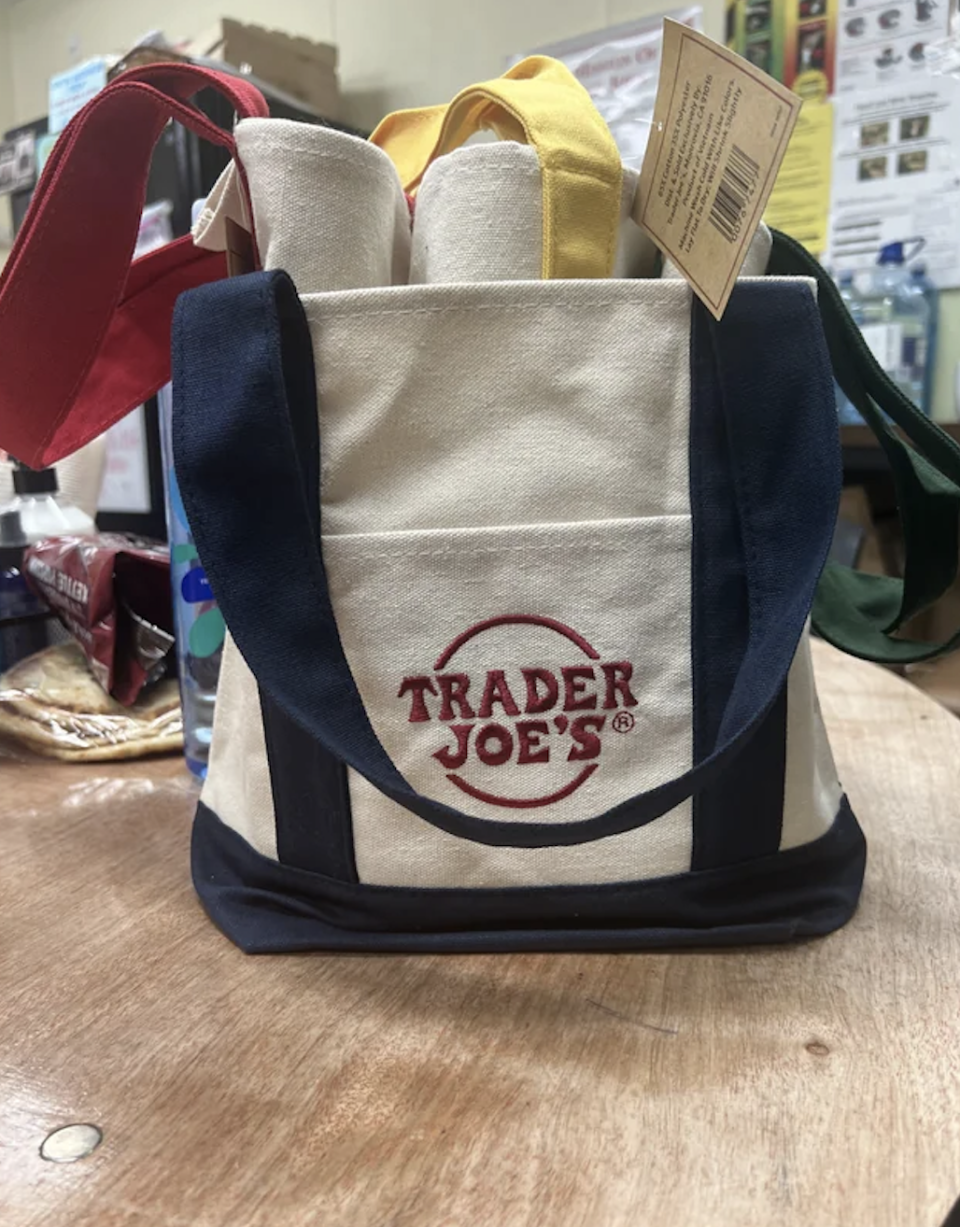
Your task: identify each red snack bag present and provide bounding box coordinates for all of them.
[23,534,173,706]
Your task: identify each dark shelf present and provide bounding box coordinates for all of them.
[842,423,960,477]
[841,424,960,447]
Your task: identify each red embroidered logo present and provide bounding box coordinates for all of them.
[397,615,637,809]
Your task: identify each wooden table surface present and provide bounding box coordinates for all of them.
[1,640,959,1227]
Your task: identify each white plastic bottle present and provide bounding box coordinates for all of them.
[1,463,95,541]
[0,464,94,671]
[858,241,931,411]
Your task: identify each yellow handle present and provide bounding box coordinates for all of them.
[371,56,623,280]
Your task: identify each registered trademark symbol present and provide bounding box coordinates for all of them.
[611,711,635,734]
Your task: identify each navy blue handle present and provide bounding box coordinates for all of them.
[172,270,840,848]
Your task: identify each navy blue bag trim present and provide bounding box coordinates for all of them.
[260,691,358,882]
[689,297,790,868]
[191,796,865,953]
[172,272,840,849]
[245,282,359,882]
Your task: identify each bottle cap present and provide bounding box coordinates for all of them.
[878,241,905,265]
[11,462,58,495]
[0,509,28,572]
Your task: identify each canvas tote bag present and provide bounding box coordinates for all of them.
[1,58,959,953]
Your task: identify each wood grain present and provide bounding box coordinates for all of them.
[1,641,959,1227]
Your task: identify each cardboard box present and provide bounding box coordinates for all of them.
[189,19,340,119]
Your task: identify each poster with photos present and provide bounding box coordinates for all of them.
[511,6,704,168]
[726,0,838,99]
[835,0,952,91]
[826,80,960,287]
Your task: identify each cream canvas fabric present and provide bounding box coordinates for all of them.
[410,143,657,284]
[204,623,839,886]
[196,118,845,890]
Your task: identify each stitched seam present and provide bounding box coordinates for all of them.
[241,146,399,166]
[330,752,359,883]
[428,162,541,175]
[798,283,844,579]
[325,514,692,536]
[721,328,762,639]
[323,536,687,560]
[542,159,624,187]
[303,297,686,321]
[544,160,621,277]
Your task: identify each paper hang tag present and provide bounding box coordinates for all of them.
[638,20,801,320]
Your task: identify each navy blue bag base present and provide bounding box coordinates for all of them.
[192,798,866,954]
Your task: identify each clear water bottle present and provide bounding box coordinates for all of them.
[157,382,224,778]
[835,270,865,425]
[909,262,939,416]
[858,241,931,412]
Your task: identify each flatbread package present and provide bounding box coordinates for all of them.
[0,641,182,762]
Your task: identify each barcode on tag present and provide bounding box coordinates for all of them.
[637,20,801,319]
[709,145,761,243]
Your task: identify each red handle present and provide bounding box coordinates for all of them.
[0,63,267,469]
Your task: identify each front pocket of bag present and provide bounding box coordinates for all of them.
[322,517,695,887]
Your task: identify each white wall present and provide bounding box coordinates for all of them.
[5,0,335,122]
[5,0,707,265]
[333,0,721,132]
[0,6,13,135]
[3,0,721,128]
[0,4,15,252]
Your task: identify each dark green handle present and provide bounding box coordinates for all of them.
[769,229,960,663]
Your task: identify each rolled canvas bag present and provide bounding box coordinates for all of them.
[2,58,960,953]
